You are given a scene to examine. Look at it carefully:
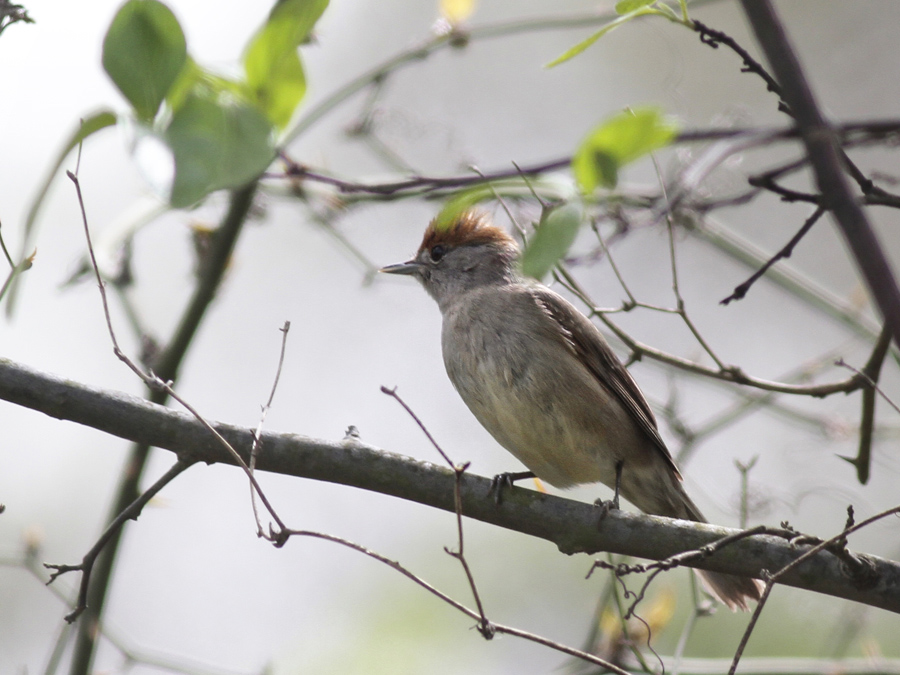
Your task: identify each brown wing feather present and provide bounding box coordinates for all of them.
[529,286,682,478]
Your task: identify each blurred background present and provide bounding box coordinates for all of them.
[2,0,900,673]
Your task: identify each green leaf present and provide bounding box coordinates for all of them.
[653,2,679,20]
[572,107,678,192]
[102,0,187,121]
[165,94,275,207]
[252,49,306,130]
[166,57,248,112]
[520,204,583,280]
[545,8,656,68]
[615,0,656,14]
[164,57,202,112]
[433,185,497,230]
[244,0,329,129]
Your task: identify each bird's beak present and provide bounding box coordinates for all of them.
[379,260,423,276]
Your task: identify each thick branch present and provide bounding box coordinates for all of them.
[2,356,900,613]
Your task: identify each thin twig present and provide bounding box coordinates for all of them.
[555,258,868,397]
[721,205,826,305]
[66,165,286,543]
[836,326,895,483]
[837,355,900,417]
[45,459,194,622]
[727,504,900,674]
[380,386,493,637]
[654,151,727,370]
[249,321,292,538]
[277,528,632,675]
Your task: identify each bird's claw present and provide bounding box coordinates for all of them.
[593,495,620,526]
[488,471,535,505]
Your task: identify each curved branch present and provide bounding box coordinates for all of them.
[2,356,899,613]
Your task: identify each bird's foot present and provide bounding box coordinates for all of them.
[593,495,620,525]
[488,471,536,505]
[594,460,624,526]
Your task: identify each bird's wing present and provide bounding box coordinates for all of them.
[529,286,682,478]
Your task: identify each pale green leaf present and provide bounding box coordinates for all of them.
[615,0,655,14]
[244,0,328,129]
[573,107,678,192]
[545,9,654,68]
[653,2,679,20]
[433,185,497,230]
[520,204,583,280]
[165,94,275,207]
[102,0,186,121]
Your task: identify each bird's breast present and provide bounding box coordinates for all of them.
[438,293,643,488]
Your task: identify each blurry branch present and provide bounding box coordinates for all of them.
[2,356,900,613]
[685,215,887,345]
[281,5,707,146]
[0,546,258,675]
[273,120,900,199]
[671,340,878,467]
[0,218,35,302]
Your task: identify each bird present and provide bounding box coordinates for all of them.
[380,209,763,610]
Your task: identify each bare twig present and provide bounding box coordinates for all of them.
[728,504,900,674]
[555,260,868,397]
[836,344,900,416]
[654,151,728,370]
[589,524,773,618]
[249,321,292,538]
[721,205,826,305]
[277,528,632,675]
[836,327,895,483]
[380,386,492,637]
[45,459,194,622]
[66,167,285,531]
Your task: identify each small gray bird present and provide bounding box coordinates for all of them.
[381,210,763,610]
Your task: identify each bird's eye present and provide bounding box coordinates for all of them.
[430,244,447,262]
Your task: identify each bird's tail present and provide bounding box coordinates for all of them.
[621,465,764,610]
[697,568,763,611]
[679,493,764,611]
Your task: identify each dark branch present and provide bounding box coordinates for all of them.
[2,356,900,613]
[721,205,826,305]
[740,1,900,351]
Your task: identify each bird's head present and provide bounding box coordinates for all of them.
[380,211,519,308]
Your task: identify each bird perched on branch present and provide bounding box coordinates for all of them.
[381,210,763,610]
